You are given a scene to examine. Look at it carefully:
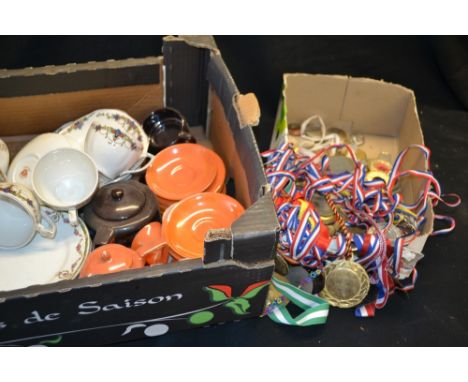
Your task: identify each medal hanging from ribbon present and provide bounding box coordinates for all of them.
[262,141,460,319]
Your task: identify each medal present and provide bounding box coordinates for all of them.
[365,170,389,184]
[318,193,370,308]
[274,253,290,276]
[328,155,355,175]
[319,259,370,308]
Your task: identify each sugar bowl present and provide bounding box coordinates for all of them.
[83,180,159,246]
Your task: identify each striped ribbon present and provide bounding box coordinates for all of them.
[267,276,329,326]
[262,141,460,319]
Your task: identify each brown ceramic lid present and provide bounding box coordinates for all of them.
[92,182,146,221]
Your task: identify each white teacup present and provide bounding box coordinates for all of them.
[32,148,98,226]
[84,109,153,180]
[0,182,56,250]
[7,133,71,189]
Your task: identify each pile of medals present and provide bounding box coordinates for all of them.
[262,119,460,319]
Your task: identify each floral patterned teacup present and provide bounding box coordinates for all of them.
[84,109,153,181]
[0,182,56,250]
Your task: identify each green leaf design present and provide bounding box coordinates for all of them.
[224,298,250,315]
[241,283,269,300]
[39,336,62,346]
[204,286,229,302]
[189,311,215,325]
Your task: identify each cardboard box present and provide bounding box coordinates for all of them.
[270,73,433,253]
[0,36,278,346]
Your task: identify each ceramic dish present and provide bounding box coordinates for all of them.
[0,138,9,177]
[206,149,226,193]
[79,244,144,278]
[7,133,71,189]
[57,115,92,150]
[162,192,245,259]
[0,213,91,292]
[57,110,151,185]
[146,143,217,201]
[155,150,226,214]
[82,180,159,247]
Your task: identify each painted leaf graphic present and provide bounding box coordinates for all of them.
[121,323,146,336]
[204,285,231,302]
[189,311,214,325]
[241,280,269,299]
[38,336,62,346]
[225,297,250,315]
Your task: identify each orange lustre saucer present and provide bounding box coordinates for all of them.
[162,192,245,259]
[146,143,217,201]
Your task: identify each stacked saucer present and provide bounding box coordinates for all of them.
[145,143,226,213]
[162,193,245,260]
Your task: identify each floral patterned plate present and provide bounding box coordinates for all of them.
[0,212,92,292]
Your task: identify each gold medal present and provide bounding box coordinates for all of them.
[319,259,370,308]
[355,148,368,163]
[365,170,389,184]
[319,193,370,308]
[369,157,392,173]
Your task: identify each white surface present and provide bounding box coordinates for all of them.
[7,133,71,189]
[83,109,149,179]
[0,197,34,249]
[0,214,91,292]
[0,138,9,174]
[32,148,98,209]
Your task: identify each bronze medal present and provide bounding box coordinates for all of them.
[274,254,290,276]
[319,259,370,308]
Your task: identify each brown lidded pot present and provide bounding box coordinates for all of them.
[83,180,159,247]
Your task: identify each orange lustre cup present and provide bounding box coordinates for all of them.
[131,222,169,266]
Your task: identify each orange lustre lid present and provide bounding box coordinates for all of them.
[80,244,135,278]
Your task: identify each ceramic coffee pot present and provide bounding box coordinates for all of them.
[83,180,159,247]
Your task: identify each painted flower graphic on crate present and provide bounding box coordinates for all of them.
[203,280,270,315]
[120,280,270,338]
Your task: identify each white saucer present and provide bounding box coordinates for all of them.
[0,212,92,292]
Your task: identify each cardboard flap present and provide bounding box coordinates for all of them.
[164,35,219,53]
[204,229,233,264]
[235,93,260,128]
[163,37,210,127]
[231,194,279,264]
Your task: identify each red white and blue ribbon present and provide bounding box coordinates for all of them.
[262,141,460,318]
